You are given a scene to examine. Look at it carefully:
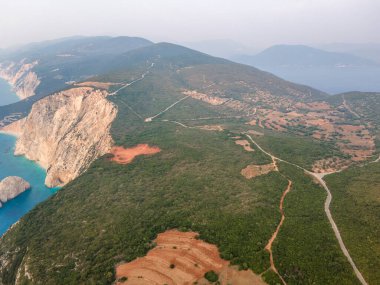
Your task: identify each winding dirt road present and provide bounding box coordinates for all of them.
[245,134,368,285]
[155,102,369,285]
[265,179,292,285]
[311,173,368,285]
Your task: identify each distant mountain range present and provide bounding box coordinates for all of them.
[180,39,259,59]
[232,45,380,94]
[320,43,380,64]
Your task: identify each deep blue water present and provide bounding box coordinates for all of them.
[0,78,19,106]
[0,134,59,236]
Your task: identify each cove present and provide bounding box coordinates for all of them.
[0,78,19,106]
[0,134,59,236]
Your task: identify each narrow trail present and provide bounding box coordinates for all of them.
[145,96,190,122]
[109,62,154,96]
[264,178,292,285]
[118,100,144,120]
[161,120,197,129]
[342,95,360,119]
[245,134,369,285]
[109,62,155,120]
[179,114,253,121]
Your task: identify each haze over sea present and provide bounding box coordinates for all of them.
[0,81,58,236]
[0,78,19,106]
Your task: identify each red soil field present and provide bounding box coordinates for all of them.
[111,144,161,165]
[115,230,266,285]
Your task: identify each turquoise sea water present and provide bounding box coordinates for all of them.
[0,134,59,236]
[0,78,19,106]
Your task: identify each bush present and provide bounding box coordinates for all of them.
[204,270,218,282]
[118,276,128,283]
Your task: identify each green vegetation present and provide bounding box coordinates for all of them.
[273,163,360,284]
[0,121,287,284]
[325,163,380,284]
[117,276,128,283]
[262,270,282,285]
[329,92,380,151]
[1,42,375,285]
[254,132,344,169]
[204,270,219,282]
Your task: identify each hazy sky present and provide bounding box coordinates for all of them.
[1,0,379,49]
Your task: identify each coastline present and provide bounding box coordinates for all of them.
[0,133,58,236]
[0,77,20,104]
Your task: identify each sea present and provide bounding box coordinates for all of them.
[0,79,59,236]
[0,78,19,105]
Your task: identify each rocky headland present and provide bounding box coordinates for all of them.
[1,87,117,187]
[0,176,31,207]
[0,60,40,100]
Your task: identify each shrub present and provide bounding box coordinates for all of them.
[204,270,218,282]
[118,276,128,283]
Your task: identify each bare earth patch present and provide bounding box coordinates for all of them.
[182,90,229,105]
[247,129,264,136]
[198,125,224,131]
[115,230,266,285]
[74,81,121,90]
[235,140,255,152]
[111,144,161,165]
[312,157,351,173]
[241,164,277,179]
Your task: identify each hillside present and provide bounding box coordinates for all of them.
[233,45,380,94]
[0,42,379,285]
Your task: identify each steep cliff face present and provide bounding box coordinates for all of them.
[5,87,117,187]
[0,176,30,207]
[0,61,40,100]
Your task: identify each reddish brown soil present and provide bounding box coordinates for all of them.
[235,140,255,152]
[115,230,266,285]
[74,81,120,90]
[111,144,161,165]
[198,125,224,131]
[265,180,292,284]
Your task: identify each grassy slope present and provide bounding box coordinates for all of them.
[324,163,380,284]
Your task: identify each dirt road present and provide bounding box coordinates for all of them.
[245,134,368,285]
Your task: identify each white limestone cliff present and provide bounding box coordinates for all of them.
[2,87,117,187]
[0,176,31,207]
[0,60,40,100]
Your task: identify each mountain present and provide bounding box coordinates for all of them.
[181,39,258,59]
[0,40,379,285]
[321,43,380,64]
[233,45,380,94]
